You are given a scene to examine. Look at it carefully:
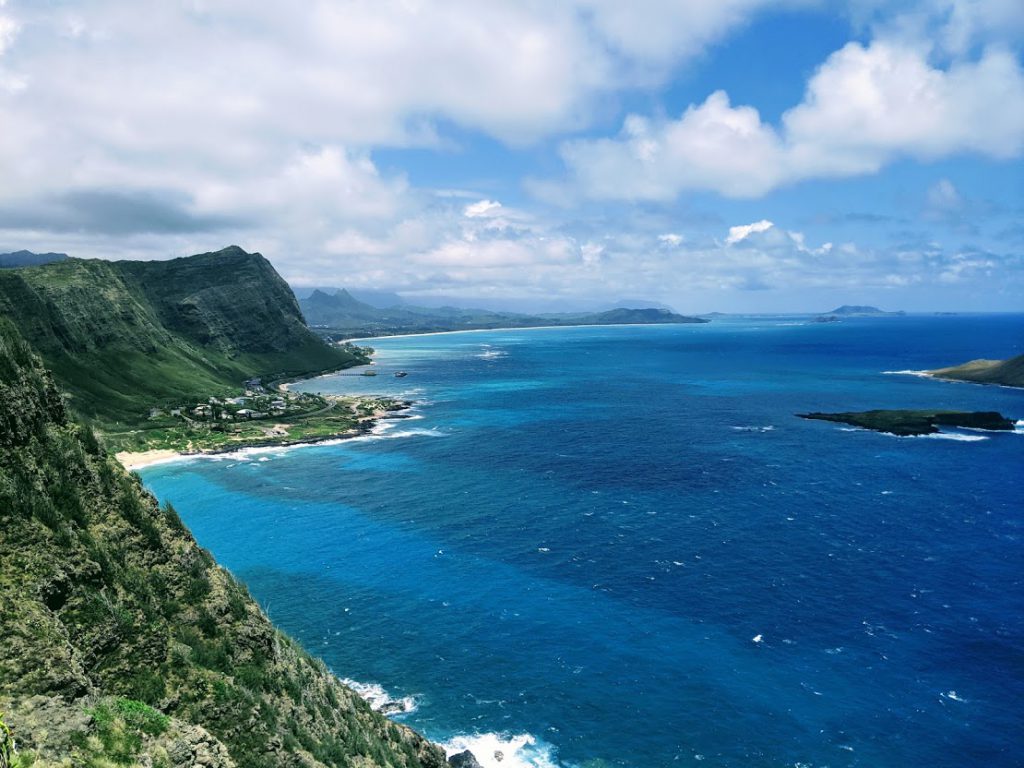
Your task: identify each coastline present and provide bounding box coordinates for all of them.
[116,404,414,472]
[338,320,708,344]
[884,369,1024,390]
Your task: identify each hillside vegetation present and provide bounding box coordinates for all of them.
[0,318,446,767]
[0,247,364,424]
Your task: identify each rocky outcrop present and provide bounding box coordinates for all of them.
[448,750,485,768]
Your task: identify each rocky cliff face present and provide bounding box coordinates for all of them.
[0,319,446,768]
[118,246,313,355]
[0,247,362,422]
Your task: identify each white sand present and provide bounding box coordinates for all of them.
[115,449,185,471]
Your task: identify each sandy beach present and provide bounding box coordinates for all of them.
[115,449,185,471]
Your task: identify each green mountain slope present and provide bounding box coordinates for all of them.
[928,354,1024,388]
[0,319,446,768]
[0,247,363,423]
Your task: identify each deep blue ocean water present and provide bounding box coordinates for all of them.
[140,315,1024,768]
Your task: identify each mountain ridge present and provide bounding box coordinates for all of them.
[0,246,364,423]
[0,250,69,269]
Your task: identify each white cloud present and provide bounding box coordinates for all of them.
[0,15,16,56]
[558,40,1024,199]
[0,1,1021,310]
[464,200,503,218]
[927,178,962,211]
[726,219,774,245]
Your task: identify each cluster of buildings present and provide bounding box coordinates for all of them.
[149,388,313,424]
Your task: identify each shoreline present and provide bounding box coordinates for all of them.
[883,369,1023,390]
[116,405,414,472]
[338,320,708,344]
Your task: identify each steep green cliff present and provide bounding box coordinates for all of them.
[0,247,363,423]
[0,319,446,768]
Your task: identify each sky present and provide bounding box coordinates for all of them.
[0,1,1022,313]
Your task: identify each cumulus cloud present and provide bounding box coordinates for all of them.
[0,14,16,56]
[0,1,1020,309]
[0,0,810,286]
[558,40,1024,199]
[726,220,775,245]
[464,200,503,218]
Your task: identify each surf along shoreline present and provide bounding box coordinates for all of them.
[115,397,415,471]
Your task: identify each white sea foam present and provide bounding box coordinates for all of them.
[363,426,447,441]
[341,678,418,716]
[838,427,989,441]
[941,690,967,702]
[477,347,508,360]
[903,432,989,442]
[442,732,563,768]
[882,369,932,378]
[732,425,774,432]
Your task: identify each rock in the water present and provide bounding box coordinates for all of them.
[449,750,485,768]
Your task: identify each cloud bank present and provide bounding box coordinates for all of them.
[558,41,1024,199]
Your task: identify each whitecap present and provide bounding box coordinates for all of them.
[341,678,418,717]
[882,369,932,378]
[477,349,508,360]
[905,432,988,442]
[731,425,775,433]
[442,732,563,768]
[364,427,447,441]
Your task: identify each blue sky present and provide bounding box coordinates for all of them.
[0,1,1022,312]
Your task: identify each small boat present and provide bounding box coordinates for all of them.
[362,369,377,376]
[394,371,408,378]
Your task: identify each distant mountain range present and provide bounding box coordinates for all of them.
[825,305,905,316]
[298,288,707,337]
[0,249,69,268]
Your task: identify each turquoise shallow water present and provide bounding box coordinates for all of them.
[141,315,1024,768]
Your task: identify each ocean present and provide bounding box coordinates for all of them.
[139,315,1024,768]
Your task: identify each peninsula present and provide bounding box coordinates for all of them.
[926,354,1024,388]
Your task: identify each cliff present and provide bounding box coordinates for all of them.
[0,247,363,423]
[0,319,446,768]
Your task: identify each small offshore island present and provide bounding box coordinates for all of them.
[799,409,1016,436]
